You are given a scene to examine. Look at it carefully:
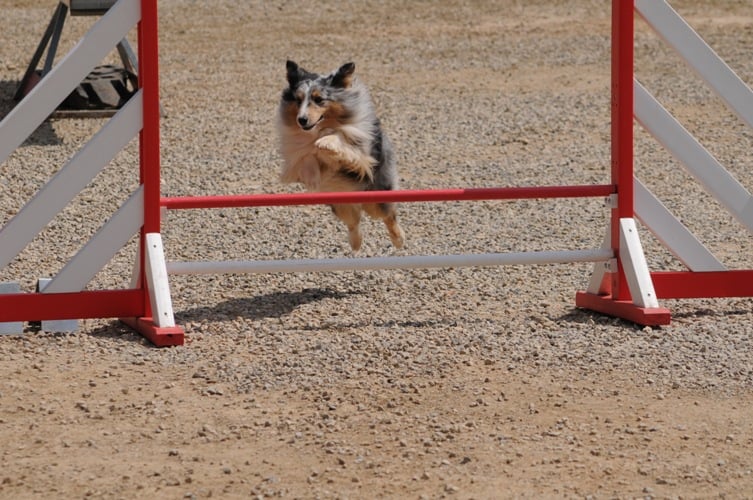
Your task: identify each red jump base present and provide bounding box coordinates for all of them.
[120,316,185,347]
[575,291,671,326]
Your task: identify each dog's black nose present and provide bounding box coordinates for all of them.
[297,116,309,128]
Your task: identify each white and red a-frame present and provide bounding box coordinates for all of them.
[577,0,753,320]
[0,0,183,346]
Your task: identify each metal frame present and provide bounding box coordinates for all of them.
[13,2,69,101]
[14,1,139,118]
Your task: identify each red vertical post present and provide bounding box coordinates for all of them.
[137,0,160,316]
[124,0,184,345]
[611,0,634,301]
[577,0,670,326]
[138,0,161,234]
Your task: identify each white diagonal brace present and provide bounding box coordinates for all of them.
[619,218,659,309]
[635,0,753,130]
[0,91,143,270]
[634,177,726,272]
[0,0,139,166]
[144,233,176,328]
[42,186,143,293]
[635,80,753,235]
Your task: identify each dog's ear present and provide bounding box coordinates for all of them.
[331,62,356,88]
[286,60,301,86]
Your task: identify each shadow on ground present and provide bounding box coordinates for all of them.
[176,287,363,323]
[0,80,62,146]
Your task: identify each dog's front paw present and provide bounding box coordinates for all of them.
[314,134,343,155]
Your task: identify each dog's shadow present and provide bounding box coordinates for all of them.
[176,287,362,323]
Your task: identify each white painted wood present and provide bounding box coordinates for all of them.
[0,91,143,271]
[0,283,24,335]
[634,177,726,272]
[0,0,139,166]
[586,224,614,295]
[635,80,753,234]
[42,187,143,293]
[144,233,176,328]
[37,278,79,332]
[585,261,610,295]
[619,218,660,309]
[166,249,614,276]
[129,244,141,289]
[744,198,753,225]
[635,0,753,130]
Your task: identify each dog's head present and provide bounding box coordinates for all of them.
[279,60,357,132]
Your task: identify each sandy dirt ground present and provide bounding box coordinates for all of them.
[2,0,753,499]
[2,340,753,499]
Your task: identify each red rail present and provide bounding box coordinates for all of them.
[0,289,145,322]
[161,184,615,210]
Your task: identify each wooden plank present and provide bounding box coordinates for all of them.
[636,0,753,130]
[166,249,614,275]
[0,91,142,270]
[43,187,143,293]
[635,80,753,234]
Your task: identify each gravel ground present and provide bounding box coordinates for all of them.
[2,0,753,498]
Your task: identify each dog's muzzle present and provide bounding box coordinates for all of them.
[298,116,322,131]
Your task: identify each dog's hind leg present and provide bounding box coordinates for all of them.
[365,203,405,249]
[331,204,363,251]
[385,213,405,249]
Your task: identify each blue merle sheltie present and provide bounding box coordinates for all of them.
[277,60,405,252]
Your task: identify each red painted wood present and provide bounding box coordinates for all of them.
[0,289,144,322]
[651,270,753,299]
[575,291,672,326]
[161,185,616,210]
[611,0,635,301]
[120,317,184,347]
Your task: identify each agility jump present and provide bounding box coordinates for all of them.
[1,0,752,346]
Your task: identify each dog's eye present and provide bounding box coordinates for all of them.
[312,95,325,106]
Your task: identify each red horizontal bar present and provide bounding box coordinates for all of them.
[0,289,145,322]
[161,185,616,210]
[651,270,753,299]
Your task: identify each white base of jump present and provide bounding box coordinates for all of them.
[37,278,79,332]
[166,249,613,275]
